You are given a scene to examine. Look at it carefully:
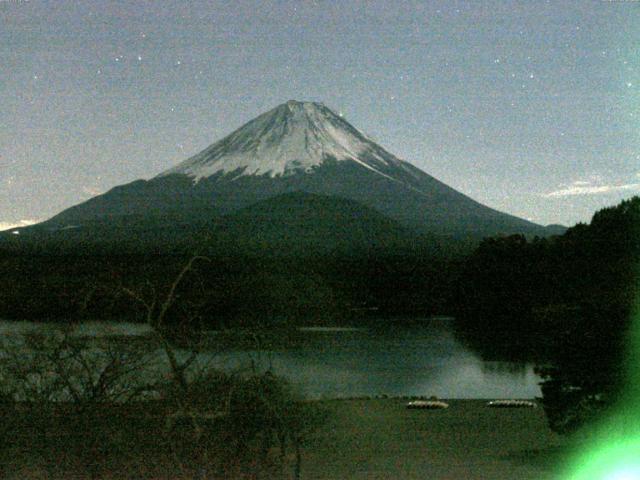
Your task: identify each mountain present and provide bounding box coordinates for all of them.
[213,191,418,255]
[25,100,560,241]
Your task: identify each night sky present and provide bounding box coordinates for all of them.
[2,0,638,229]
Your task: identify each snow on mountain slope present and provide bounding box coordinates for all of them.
[29,99,558,241]
[159,100,411,182]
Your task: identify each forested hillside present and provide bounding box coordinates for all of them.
[454,196,639,432]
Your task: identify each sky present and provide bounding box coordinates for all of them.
[1,0,638,229]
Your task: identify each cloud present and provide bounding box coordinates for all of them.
[542,182,640,198]
[0,219,38,231]
[82,186,102,196]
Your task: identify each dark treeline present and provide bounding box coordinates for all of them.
[0,245,455,329]
[454,196,639,433]
[455,196,638,359]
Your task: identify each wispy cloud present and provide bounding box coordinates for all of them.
[0,219,38,231]
[82,186,102,196]
[542,181,640,198]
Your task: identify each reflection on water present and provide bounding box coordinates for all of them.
[0,318,541,399]
[481,361,530,377]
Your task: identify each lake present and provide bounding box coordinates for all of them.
[0,318,541,399]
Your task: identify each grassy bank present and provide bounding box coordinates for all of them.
[0,398,568,479]
[302,399,567,480]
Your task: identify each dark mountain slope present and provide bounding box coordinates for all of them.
[212,191,420,255]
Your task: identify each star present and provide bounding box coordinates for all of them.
[137,56,142,61]
[627,82,633,88]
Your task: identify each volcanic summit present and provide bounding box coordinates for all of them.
[38,100,555,240]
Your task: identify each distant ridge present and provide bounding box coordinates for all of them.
[214,191,417,254]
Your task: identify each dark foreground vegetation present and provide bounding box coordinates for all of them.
[0,388,321,479]
[0,327,326,479]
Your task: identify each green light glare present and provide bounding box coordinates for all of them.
[565,437,640,480]
[561,292,640,479]
[606,468,640,480]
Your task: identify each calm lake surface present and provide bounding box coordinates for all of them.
[0,318,541,399]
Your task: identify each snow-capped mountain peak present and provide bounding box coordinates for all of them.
[35,100,554,240]
[159,100,401,181]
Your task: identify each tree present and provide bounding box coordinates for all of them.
[0,326,155,408]
[535,303,628,434]
[0,325,157,478]
[120,255,327,478]
[534,199,640,434]
[453,197,639,432]
[120,255,211,393]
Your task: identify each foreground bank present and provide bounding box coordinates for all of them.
[0,398,568,479]
[304,399,566,480]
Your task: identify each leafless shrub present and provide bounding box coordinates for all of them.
[0,255,327,478]
[0,327,158,410]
